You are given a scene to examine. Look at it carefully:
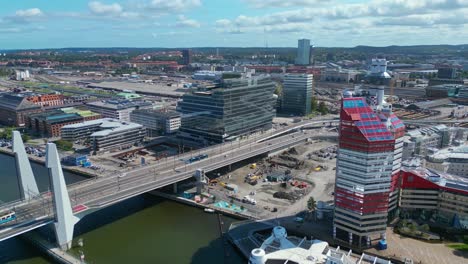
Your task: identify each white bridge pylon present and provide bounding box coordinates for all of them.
[46,143,80,250]
[12,131,39,200]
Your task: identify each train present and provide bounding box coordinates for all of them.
[185,154,209,164]
[0,211,16,225]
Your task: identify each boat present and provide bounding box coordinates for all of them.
[248,226,392,264]
[0,211,16,225]
[204,208,215,213]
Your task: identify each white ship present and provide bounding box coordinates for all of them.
[248,226,391,264]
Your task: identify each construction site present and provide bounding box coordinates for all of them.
[204,133,339,219]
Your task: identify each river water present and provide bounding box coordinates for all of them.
[0,153,245,264]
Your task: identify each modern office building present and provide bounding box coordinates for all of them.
[281,74,313,116]
[426,146,468,177]
[333,87,405,248]
[402,125,467,161]
[85,99,153,122]
[177,76,276,145]
[437,68,457,79]
[295,39,312,65]
[0,94,42,127]
[365,59,392,85]
[400,168,468,229]
[61,118,146,153]
[182,49,192,65]
[130,109,181,136]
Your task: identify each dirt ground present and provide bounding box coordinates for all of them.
[208,136,338,219]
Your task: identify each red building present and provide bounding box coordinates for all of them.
[27,94,64,107]
[400,168,468,228]
[333,87,405,248]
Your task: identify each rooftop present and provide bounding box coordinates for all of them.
[62,118,143,137]
[430,145,468,161]
[86,99,152,110]
[405,167,468,193]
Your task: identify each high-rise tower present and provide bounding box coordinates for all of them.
[295,39,311,65]
[333,86,405,248]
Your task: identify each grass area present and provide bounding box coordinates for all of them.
[447,243,468,252]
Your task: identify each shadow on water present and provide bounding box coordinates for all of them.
[190,235,245,264]
[73,194,165,237]
[0,238,51,264]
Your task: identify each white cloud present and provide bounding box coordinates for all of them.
[175,15,200,28]
[146,0,202,12]
[243,0,330,8]
[15,8,43,18]
[88,1,123,16]
[215,0,468,34]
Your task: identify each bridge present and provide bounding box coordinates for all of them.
[0,119,338,250]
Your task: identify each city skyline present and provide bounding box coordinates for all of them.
[0,0,467,49]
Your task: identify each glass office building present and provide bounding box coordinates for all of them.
[178,76,276,145]
[282,74,313,116]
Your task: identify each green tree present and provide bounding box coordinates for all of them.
[318,101,328,115]
[274,83,283,96]
[307,197,317,220]
[21,134,30,143]
[55,140,73,151]
[420,224,430,232]
[311,97,318,112]
[0,127,14,139]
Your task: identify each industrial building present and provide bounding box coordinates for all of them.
[61,118,146,153]
[333,86,405,248]
[26,107,101,138]
[0,94,42,127]
[281,74,313,116]
[130,109,181,136]
[425,84,464,98]
[400,168,468,229]
[177,76,276,145]
[85,99,153,122]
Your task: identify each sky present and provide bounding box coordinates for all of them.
[0,0,467,49]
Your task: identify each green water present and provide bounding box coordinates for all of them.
[0,153,245,264]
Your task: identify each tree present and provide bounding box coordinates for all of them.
[307,197,317,220]
[22,134,30,143]
[274,83,283,96]
[420,224,430,232]
[55,140,73,151]
[318,101,328,115]
[311,97,318,112]
[0,127,14,140]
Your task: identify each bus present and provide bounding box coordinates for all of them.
[0,211,16,225]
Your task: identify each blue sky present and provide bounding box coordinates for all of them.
[0,0,467,49]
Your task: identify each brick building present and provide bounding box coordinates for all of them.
[0,94,42,127]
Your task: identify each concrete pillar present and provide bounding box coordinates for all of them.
[173,183,178,194]
[194,169,205,194]
[46,143,80,250]
[366,236,371,247]
[12,131,39,200]
[332,225,336,239]
[348,232,353,245]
